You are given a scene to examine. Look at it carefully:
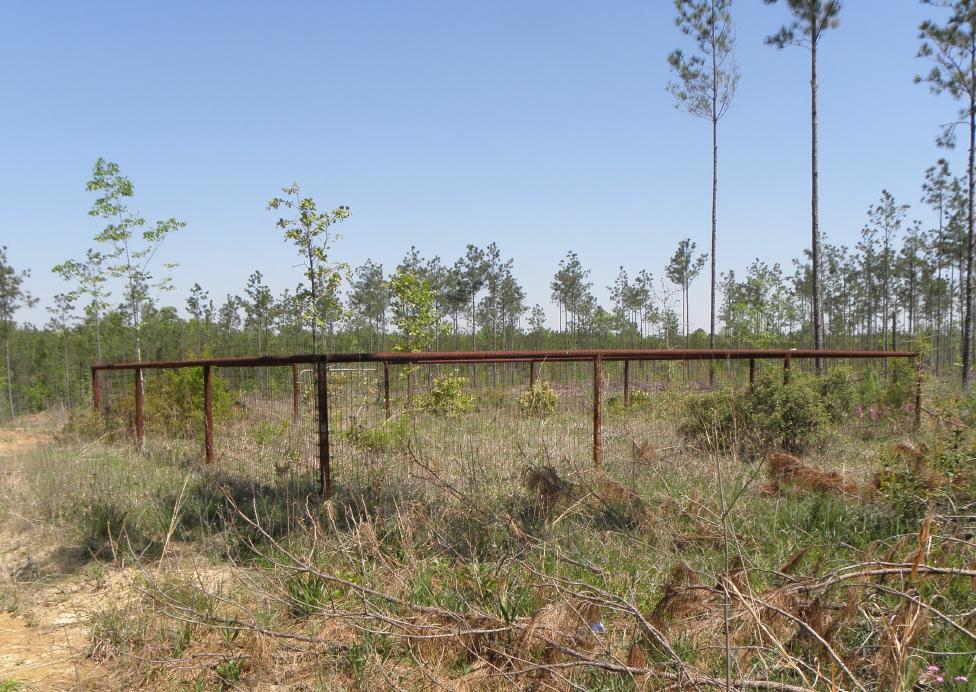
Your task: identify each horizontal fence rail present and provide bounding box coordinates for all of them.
[91,348,921,499]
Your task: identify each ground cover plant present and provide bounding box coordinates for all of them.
[1,368,974,691]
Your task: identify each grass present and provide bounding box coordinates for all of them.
[1,369,974,689]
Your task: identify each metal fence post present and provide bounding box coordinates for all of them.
[593,356,603,468]
[292,364,300,419]
[529,361,536,389]
[749,358,756,388]
[134,367,144,450]
[91,366,101,413]
[317,359,331,499]
[623,359,630,408]
[783,356,791,385]
[204,365,214,464]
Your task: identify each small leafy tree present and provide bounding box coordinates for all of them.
[0,247,36,420]
[46,293,76,407]
[53,248,110,362]
[387,269,442,353]
[268,183,350,353]
[665,238,707,342]
[86,158,184,364]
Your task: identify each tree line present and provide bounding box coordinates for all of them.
[3,0,976,418]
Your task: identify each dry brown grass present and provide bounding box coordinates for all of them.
[763,451,859,496]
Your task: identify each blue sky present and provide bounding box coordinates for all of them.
[0,1,960,328]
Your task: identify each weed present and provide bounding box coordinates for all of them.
[518,381,558,415]
[418,373,474,416]
[286,572,330,617]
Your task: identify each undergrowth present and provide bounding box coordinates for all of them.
[3,378,974,690]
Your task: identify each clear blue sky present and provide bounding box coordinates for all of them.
[0,1,958,329]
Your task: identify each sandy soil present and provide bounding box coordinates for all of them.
[0,412,109,690]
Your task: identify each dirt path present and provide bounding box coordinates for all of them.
[0,412,109,690]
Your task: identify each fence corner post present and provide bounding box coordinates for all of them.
[593,356,603,468]
[204,364,214,464]
[317,358,331,499]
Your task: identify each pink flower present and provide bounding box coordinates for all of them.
[928,665,941,673]
[954,676,968,683]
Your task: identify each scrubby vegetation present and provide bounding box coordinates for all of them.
[517,381,558,415]
[418,373,475,417]
[3,373,975,690]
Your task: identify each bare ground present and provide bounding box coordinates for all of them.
[0,412,110,689]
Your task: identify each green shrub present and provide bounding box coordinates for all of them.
[883,359,916,410]
[818,366,857,422]
[419,373,474,417]
[629,388,653,407]
[346,416,410,453]
[679,373,833,454]
[145,365,235,437]
[858,368,884,407]
[518,382,557,415]
[876,436,976,522]
[677,388,738,450]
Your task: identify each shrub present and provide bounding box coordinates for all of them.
[818,366,857,422]
[679,373,835,455]
[876,437,976,522]
[883,359,916,410]
[858,368,884,407]
[677,388,738,451]
[517,382,557,415]
[144,365,235,438]
[347,416,410,453]
[419,373,474,417]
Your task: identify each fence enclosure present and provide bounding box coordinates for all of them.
[91,348,921,499]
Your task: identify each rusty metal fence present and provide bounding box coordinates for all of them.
[91,349,920,499]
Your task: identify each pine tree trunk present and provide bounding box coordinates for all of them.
[63,329,70,408]
[811,30,825,372]
[4,326,14,420]
[963,92,976,389]
[94,309,102,363]
[709,12,720,385]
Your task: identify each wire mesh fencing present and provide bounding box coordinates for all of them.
[91,349,922,501]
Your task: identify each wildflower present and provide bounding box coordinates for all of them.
[954,676,967,683]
